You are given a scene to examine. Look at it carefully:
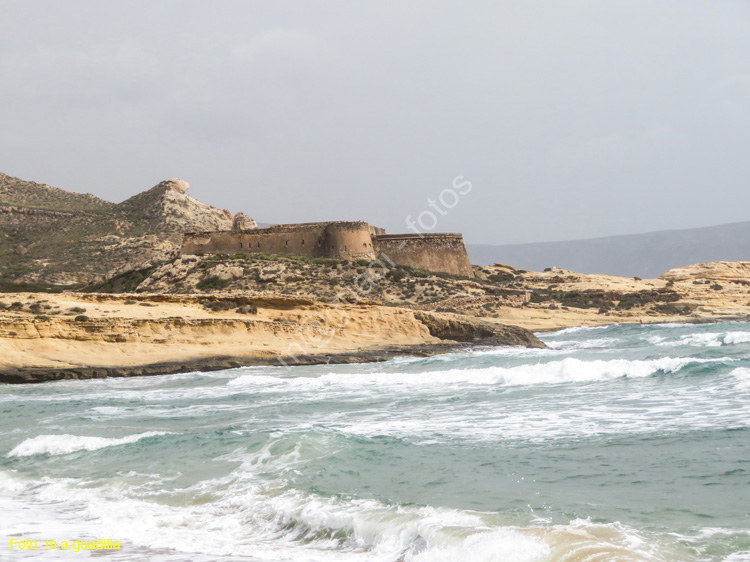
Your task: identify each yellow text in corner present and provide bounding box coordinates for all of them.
[9,538,121,552]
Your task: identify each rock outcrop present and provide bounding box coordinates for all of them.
[232,212,258,231]
[0,291,546,383]
[0,173,256,285]
[414,310,546,348]
[116,178,234,234]
[661,261,750,285]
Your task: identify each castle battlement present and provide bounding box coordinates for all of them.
[181,221,473,276]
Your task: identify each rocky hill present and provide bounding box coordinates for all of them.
[88,253,750,331]
[0,172,115,213]
[0,173,253,286]
[116,178,236,234]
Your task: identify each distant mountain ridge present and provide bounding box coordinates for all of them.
[0,172,252,285]
[467,221,750,278]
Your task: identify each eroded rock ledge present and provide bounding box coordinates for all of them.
[0,296,545,384]
[414,311,546,348]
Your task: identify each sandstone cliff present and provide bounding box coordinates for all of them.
[661,261,750,285]
[0,292,544,383]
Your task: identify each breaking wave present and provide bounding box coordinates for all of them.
[0,467,675,562]
[227,356,722,391]
[7,431,169,458]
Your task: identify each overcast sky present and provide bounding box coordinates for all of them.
[1,0,749,244]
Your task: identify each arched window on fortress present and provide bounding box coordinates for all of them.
[302,239,305,246]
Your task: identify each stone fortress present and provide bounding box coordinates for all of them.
[181,220,474,277]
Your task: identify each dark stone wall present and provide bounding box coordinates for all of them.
[375,234,474,277]
[183,225,329,256]
[182,222,378,261]
[181,222,474,276]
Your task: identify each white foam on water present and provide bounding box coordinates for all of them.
[468,346,561,358]
[0,465,671,562]
[406,528,550,562]
[544,325,616,336]
[730,368,750,390]
[654,330,750,348]
[545,337,616,350]
[227,356,716,394]
[6,431,169,458]
[674,333,724,347]
[86,403,241,420]
[654,332,726,347]
[723,332,750,345]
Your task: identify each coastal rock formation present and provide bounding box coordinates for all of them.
[0,292,545,383]
[414,310,546,348]
[0,172,256,285]
[661,261,750,285]
[168,178,190,194]
[232,212,258,231]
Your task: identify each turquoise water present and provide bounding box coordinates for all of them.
[2,322,749,561]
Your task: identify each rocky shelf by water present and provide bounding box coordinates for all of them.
[0,292,545,384]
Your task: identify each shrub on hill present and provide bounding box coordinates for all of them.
[197,276,231,291]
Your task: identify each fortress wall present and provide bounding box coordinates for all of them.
[182,231,244,255]
[375,234,474,277]
[242,224,330,256]
[182,225,330,257]
[181,222,473,276]
[325,223,377,261]
[181,222,378,259]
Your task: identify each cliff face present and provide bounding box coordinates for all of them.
[0,292,545,383]
[0,174,254,285]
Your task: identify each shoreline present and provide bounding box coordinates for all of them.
[0,292,545,384]
[0,343,470,384]
[4,315,750,385]
[4,259,750,385]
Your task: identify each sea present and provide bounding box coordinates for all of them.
[2,321,749,561]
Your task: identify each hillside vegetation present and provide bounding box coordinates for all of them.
[86,252,750,330]
[0,172,115,213]
[0,173,243,285]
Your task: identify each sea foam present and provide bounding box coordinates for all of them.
[731,367,750,390]
[228,356,716,392]
[0,466,662,562]
[7,431,168,458]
